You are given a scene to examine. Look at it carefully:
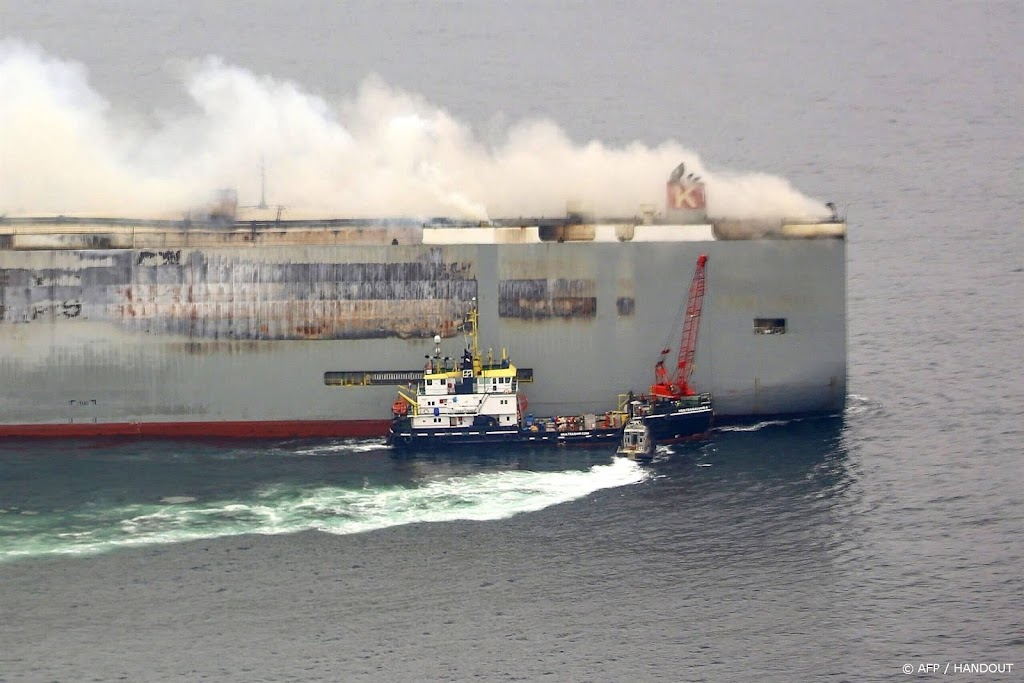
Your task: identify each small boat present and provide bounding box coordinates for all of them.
[616,418,655,461]
[386,303,713,451]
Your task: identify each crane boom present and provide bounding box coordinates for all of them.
[651,253,708,399]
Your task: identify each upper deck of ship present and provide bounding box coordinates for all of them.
[0,211,845,250]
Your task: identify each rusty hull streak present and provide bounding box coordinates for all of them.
[0,249,479,341]
[498,278,597,319]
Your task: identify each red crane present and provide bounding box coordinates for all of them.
[650,253,708,400]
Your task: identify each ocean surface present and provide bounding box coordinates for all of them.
[1,1,1022,681]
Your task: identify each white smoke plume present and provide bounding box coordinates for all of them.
[0,41,830,221]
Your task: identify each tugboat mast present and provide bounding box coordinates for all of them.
[463,298,481,372]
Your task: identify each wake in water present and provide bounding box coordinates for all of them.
[716,420,799,433]
[843,394,884,418]
[0,455,649,561]
[715,405,859,433]
[290,438,392,455]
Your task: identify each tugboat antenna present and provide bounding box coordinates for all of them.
[466,298,480,362]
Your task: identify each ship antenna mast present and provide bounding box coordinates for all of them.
[258,155,268,210]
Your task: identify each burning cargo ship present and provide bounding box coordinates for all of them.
[0,167,846,438]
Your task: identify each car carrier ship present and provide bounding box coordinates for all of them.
[0,165,846,438]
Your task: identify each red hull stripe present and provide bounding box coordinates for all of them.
[0,419,393,439]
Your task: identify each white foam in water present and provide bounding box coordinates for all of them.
[716,419,795,432]
[291,439,389,455]
[0,459,651,560]
[844,394,880,416]
[323,457,651,533]
[285,457,651,535]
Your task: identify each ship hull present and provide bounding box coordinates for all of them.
[641,406,714,443]
[0,219,846,438]
[0,419,391,439]
[387,425,621,450]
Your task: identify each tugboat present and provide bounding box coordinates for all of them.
[385,301,712,451]
[616,418,655,461]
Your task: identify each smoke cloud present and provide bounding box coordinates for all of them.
[0,41,830,221]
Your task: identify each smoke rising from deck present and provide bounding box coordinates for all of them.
[0,41,830,221]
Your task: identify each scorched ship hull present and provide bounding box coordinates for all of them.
[0,216,846,437]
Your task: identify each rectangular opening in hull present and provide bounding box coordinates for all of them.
[753,318,787,335]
